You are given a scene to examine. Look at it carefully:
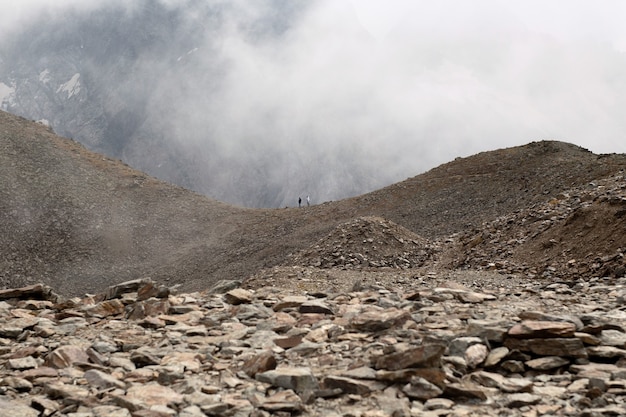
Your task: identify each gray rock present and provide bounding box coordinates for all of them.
[1,376,33,392]
[7,356,38,370]
[401,376,443,400]
[448,336,483,357]
[84,369,126,390]
[505,393,542,408]
[599,329,626,347]
[484,346,509,367]
[322,376,385,395]
[525,356,570,370]
[92,406,132,417]
[0,398,40,417]
[256,367,319,393]
[470,371,533,393]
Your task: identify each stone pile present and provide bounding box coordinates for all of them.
[288,217,438,270]
[2,275,626,416]
[453,172,626,279]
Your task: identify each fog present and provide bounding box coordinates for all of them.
[2,0,626,207]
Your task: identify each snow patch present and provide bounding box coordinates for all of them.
[177,47,198,62]
[0,81,15,109]
[56,73,81,99]
[39,69,51,84]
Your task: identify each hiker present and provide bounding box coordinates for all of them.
[298,197,301,208]
[307,195,310,206]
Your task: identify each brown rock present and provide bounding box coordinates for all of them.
[20,366,59,380]
[104,279,153,300]
[82,299,125,318]
[44,382,90,401]
[123,383,184,408]
[576,332,601,346]
[241,351,277,377]
[299,300,334,315]
[258,390,303,413]
[273,334,304,349]
[44,345,89,368]
[504,338,587,358]
[508,320,576,338]
[272,295,308,311]
[127,299,170,320]
[484,346,509,367]
[137,282,170,301]
[444,381,487,400]
[373,344,446,371]
[349,307,411,332]
[0,284,58,302]
[223,288,253,305]
[375,368,447,387]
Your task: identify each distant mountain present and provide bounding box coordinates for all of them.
[0,0,315,208]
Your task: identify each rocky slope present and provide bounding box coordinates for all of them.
[3,272,626,416]
[2,109,626,298]
[3,109,626,414]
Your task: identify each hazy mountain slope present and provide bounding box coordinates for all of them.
[0,110,255,295]
[2,110,626,296]
[0,0,338,208]
[350,141,626,238]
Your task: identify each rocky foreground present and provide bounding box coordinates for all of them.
[3,275,626,417]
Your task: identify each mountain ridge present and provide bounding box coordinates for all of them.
[1,109,626,296]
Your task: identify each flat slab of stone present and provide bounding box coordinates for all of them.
[508,320,576,338]
[372,344,446,371]
[504,337,587,358]
[256,367,319,393]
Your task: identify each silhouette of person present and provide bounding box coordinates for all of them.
[298,197,301,208]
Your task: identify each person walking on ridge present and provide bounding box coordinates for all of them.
[298,197,301,208]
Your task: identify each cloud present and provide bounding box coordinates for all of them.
[2,0,626,207]
[165,0,626,202]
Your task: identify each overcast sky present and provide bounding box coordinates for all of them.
[2,0,626,205]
